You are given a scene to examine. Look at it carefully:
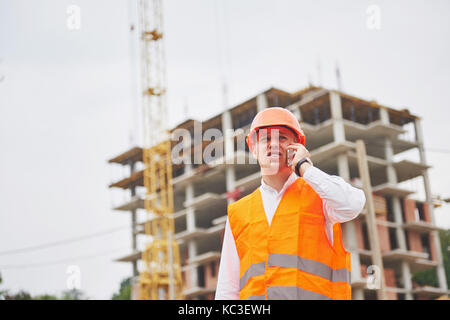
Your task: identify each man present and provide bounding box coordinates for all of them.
[215,107,366,300]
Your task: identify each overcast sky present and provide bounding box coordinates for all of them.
[0,0,449,299]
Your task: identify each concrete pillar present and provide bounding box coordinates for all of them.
[384,135,414,296]
[401,261,413,300]
[226,166,236,205]
[337,154,350,182]
[188,240,198,288]
[352,287,364,300]
[384,135,405,251]
[290,103,302,121]
[221,110,234,164]
[185,182,198,288]
[293,108,301,121]
[222,110,236,204]
[256,93,268,112]
[385,136,406,250]
[330,91,345,143]
[380,108,390,126]
[384,138,397,184]
[345,222,363,294]
[184,128,193,174]
[186,183,195,231]
[336,152,364,299]
[131,208,138,277]
[392,197,407,250]
[342,196,365,300]
[414,119,448,291]
[393,194,411,297]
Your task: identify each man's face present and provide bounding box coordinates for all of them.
[252,126,297,175]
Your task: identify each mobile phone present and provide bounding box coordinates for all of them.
[286,148,296,167]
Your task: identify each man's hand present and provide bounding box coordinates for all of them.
[287,144,313,175]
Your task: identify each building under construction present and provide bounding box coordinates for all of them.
[108,85,448,300]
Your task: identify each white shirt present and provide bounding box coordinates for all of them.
[215,166,366,300]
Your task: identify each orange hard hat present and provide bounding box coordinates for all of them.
[246,107,305,152]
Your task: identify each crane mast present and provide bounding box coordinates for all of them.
[137,0,184,300]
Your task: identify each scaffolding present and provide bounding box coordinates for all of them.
[136,0,183,300]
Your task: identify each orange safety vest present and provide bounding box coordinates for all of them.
[228,177,351,300]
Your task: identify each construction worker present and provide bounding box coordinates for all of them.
[215,107,366,300]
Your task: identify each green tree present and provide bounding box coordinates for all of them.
[412,229,450,288]
[0,271,5,299]
[4,290,33,300]
[61,288,87,300]
[112,277,132,300]
[33,294,59,300]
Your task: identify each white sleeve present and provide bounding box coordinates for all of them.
[302,166,366,244]
[215,216,240,300]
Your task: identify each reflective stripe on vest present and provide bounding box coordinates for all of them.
[248,288,332,300]
[239,262,266,290]
[268,254,351,284]
[240,254,351,290]
[247,295,266,300]
[267,287,331,300]
[228,177,352,300]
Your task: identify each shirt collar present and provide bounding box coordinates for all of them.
[260,172,298,197]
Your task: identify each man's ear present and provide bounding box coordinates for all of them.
[251,144,258,160]
[248,140,259,165]
[247,133,258,160]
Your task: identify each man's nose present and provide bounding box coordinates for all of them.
[269,136,280,148]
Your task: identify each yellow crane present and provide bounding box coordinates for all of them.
[137,0,184,300]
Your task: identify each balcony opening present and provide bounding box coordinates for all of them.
[232,105,257,131]
[301,100,331,125]
[416,202,426,222]
[394,267,404,289]
[197,265,205,287]
[405,230,411,251]
[172,165,185,178]
[400,197,406,223]
[420,233,431,260]
[362,222,371,250]
[363,290,377,300]
[388,110,415,131]
[341,97,380,125]
[210,261,216,278]
[388,227,399,250]
[398,121,417,143]
[386,196,395,222]
[175,216,187,234]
